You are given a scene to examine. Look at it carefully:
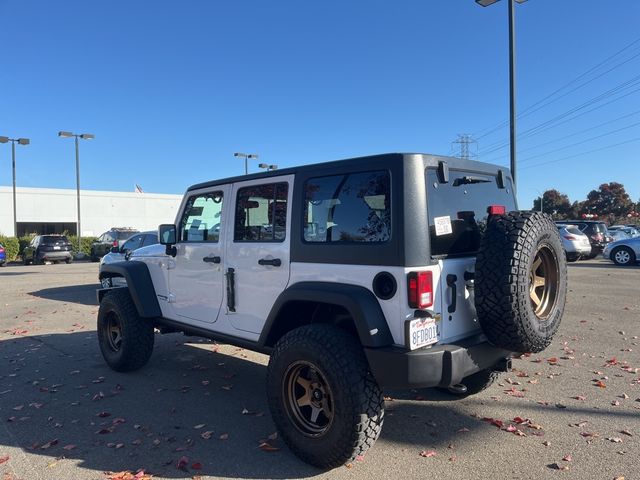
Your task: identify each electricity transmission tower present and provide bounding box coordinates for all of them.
[452,134,478,160]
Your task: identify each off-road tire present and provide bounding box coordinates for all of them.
[611,246,636,266]
[266,324,384,469]
[475,211,567,353]
[97,288,154,372]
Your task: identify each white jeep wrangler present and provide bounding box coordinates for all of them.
[97,153,567,469]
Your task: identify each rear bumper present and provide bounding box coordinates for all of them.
[38,251,72,261]
[364,340,512,389]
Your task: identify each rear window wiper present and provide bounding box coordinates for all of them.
[453,176,492,186]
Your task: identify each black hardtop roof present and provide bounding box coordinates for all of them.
[187,152,510,192]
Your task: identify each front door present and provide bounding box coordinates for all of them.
[169,185,229,324]
[223,176,293,335]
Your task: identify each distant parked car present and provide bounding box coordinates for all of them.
[555,221,610,259]
[23,235,73,265]
[608,225,640,238]
[556,225,591,262]
[0,243,6,266]
[609,229,632,242]
[98,231,158,287]
[603,236,640,266]
[90,227,139,262]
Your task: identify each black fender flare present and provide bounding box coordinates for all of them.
[259,281,393,348]
[97,261,161,318]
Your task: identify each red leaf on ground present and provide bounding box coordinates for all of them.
[419,450,437,458]
[0,456,9,465]
[573,395,586,401]
[97,412,111,418]
[505,425,517,433]
[482,417,504,428]
[513,416,528,424]
[40,439,59,449]
[259,442,280,452]
[594,380,606,388]
[176,456,189,471]
[191,462,202,470]
[562,454,572,462]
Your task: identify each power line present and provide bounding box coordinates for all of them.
[475,35,640,140]
[520,136,640,170]
[482,109,640,163]
[479,78,640,156]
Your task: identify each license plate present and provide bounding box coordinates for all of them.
[406,317,440,350]
[53,246,61,250]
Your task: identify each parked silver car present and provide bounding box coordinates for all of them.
[557,225,591,262]
[98,231,158,287]
[603,236,640,266]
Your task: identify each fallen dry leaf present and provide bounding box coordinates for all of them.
[562,454,572,462]
[0,456,9,465]
[419,450,437,458]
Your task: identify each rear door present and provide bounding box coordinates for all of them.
[426,168,516,342]
[223,176,293,335]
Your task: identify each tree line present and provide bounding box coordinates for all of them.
[533,182,640,224]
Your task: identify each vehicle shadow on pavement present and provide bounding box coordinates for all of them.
[0,332,327,478]
[28,284,99,306]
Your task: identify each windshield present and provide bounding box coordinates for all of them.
[426,169,516,257]
[116,230,138,240]
[42,236,68,244]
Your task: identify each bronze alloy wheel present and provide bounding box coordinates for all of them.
[283,360,334,437]
[105,311,123,352]
[529,244,559,319]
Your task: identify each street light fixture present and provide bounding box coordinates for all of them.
[58,131,95,255]
[234,152,259,175]
[475,0,528,192]
[0,135,30,236]
[258,163,278,171]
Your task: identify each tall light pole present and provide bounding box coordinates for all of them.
[234,152,259,175]
[0,136,30,237]
[475,0,527,192]
[58,131,95,254]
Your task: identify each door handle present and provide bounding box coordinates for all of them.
[446,274,457,314]
[258,258,282,267]
[203,256,221,264]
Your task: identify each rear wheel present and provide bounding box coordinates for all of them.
[97,289,154,372]
[267,324,384,469]
[475,211,567,353]
[611,246,636,266]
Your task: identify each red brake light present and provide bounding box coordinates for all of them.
[408,271,433,309]
[487,205,506,215]
[0,247,4,253]
[563,235,577,240]
[113,240,118,247]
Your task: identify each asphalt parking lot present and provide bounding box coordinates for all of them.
[0,260,638,480]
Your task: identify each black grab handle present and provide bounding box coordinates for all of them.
[258,258,281,267]
[203,256,221,264]
[447,274,457,314]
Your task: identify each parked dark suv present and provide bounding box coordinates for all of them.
[23,235,73,264]
[555,220,609,258]
[90,228,139,262]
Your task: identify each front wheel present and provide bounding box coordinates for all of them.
[611,246,636,266]
[267,324,384,469]
[97,289,154,372]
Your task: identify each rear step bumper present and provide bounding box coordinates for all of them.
[364,342,512,389]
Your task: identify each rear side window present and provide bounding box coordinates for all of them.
[426,169,516,257]
[566,227,583,236]
[303,170,391,243]
[234,183,288,242]
[42,236,68,244]
[116,231,137,240]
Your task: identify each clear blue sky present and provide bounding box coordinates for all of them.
[1,0,639,210]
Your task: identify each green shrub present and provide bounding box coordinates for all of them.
[0,236,20,261]
[18,235,35,257]
[67,236,97,256]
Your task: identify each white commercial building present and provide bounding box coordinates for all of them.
[0,186,183,237]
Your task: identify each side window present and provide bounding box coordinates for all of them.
[303,171,391,243]
[179,191,224,242]
[234,183,288,242]
[142,234,158,247]
[122,234,144,251]
[104,233,114,243]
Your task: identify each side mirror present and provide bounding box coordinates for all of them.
[158,224,177,257]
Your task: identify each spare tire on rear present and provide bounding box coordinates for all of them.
[475,211,567,353]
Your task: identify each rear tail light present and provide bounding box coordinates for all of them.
[407,271,433,309]
[487,205,506,215]
[563,235,578,240]
[0,247,4,253]
[113,240,118,247]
